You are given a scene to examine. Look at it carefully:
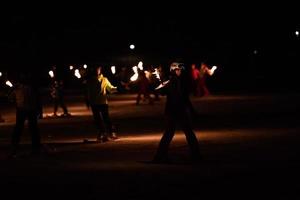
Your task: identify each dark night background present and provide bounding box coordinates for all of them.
[1,10,300,200]
[0,12,299,93]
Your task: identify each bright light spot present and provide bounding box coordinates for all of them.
[0,72,2,77]
[83,64,87,69]
[130,44,135,50]
[111,66,116,74]
[6,80,13,88]
[132,66,138,74]
[138,61,143,70]
[296,31,299,36]
[69,65,74,70]
[208,66,217,76]
[130,74,138,81]
[254,50,258,54]
[74,69,81,79]
[49,70,54,78]
[130,66,138,81]
[152,68,161,80]
[155,80,169,90]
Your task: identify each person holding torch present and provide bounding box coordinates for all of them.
[8,72,41,157]
[1,73,15,123]
[198,62,217,97]
[152,62,202,163]
[86,66,118,142]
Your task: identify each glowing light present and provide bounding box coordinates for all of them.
[132,66,138,74]
[144,70,151,79]
[296,31,299,36]
[138,61,143,70]
[152,68,161,80]
[74,69,81,79]
[0,72,2,77]
[69,65,74,70]
[130,44,135,50]
[6,80,13,88]
[83,64,87,69]
[111,66,116,74]
[206,65,217,76]
[211,66,217,75]
[155,80,170,90]
[49,70,54,78]
[254,50,258,54]
[130,66,138,81]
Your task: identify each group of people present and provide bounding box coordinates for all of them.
[114,65,165,105]
[190,62,216,97]
[115,62,214,104]
[7,65,119,157]
[6,61,215,163]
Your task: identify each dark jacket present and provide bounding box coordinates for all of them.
[10,80,39,112]
[160,74,192,116]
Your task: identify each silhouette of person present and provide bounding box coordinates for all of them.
[80,67,90,110]
[152,62,201,163]
[50,80,71,117]
[198,62,215,97]
[190,63,201,96]
[86,66,118,142]
[116,66,130,93]
[136,69,154,105]
[148,65,162,101]
[9,72,41,157]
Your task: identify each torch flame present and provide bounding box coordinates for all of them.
[152,68,161,80]
[74,69,81,79]
[138,61,143,70]
[130,66,139,81]
[6,80,13,88]
[111,66,116,75]
[49,70,54,78]
[211,66,217,75]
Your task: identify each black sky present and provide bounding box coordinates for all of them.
[0,13,299,73]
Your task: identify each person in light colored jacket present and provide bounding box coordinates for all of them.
[87,66,118,142]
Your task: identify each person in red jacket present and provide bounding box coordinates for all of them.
[135,69,154,105]
[198,62,216,97]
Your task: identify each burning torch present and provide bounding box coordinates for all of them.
[49,70,55,78]
[111,66,116,75]
[5,80,13,88]
[152,68,169,90]
[74,69,81,79]
[138,61,143,71]
[210,66,217,75]
[130,66,138,82]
